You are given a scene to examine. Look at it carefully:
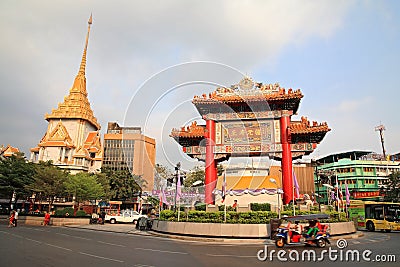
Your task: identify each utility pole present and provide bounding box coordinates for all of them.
[375,124,387,160]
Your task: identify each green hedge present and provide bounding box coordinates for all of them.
[250,203,271,211]
[158,210,348,224]
[194,203,206,211]
[53,207,89,217]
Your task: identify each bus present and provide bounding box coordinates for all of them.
[349,201,400,232]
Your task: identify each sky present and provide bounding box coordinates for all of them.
[0,0,399,171]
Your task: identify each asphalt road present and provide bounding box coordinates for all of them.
[0,224,399,267]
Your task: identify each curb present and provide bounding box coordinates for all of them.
[149,230,269,244]
[147,230,364,244]
[63,224,364,244]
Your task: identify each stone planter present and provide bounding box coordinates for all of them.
[151,220,356,238]
[3,215,91,226]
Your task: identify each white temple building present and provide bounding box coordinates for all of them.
[30,15,102,174]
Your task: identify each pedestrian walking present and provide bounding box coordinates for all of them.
[14,210,18,227]
[8,211,15,227]
[43,211,51,226]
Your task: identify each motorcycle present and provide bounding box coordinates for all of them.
[89,215,104,224]
[274,214,331,248]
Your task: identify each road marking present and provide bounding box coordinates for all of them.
[56,232,91,240]
[0,230,11,235]
[25,238,42,244]
[32,228,50,232]
[10,233,24,239]
[351,240,361,244]
[44,243,72,251]
[133,264,155,267]
[206,253,254,258]
[97,240,126,247]
[79,252,124,263]
[135,247,188,255]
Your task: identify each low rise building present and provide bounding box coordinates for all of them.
[315,151,400,204]
[103,122,156,191]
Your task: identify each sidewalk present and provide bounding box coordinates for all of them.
[65,223,364,244]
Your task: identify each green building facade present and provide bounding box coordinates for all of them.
[314,151,400,204]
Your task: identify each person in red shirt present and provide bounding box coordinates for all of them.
[232,200,238,209]
[8,211,15,227]
[43,211,51,226]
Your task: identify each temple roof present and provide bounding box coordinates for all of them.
[38,121,75,148]
[192,77,304,115]
[0,145,20,157]
[73,131,102,160]
[45,15,100,130]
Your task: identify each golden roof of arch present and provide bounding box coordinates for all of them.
[192,78,303,105]
[289,116,331,134]
[170,121,205,138]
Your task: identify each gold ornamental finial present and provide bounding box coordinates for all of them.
[78,14,92,75]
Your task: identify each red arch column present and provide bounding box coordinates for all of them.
[280,114,294,204]
[205,119,217,204]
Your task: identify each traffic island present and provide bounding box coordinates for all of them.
[151,220,357,239]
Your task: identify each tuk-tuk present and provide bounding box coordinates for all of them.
[274,214,331,248]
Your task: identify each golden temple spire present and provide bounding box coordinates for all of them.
[78,14,92,76]
[45,14,100,130]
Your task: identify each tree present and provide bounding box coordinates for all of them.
[154,164,173,189]
[93,172,112,201]
[381,171,400,202]
[101,168,145,200]
[64,172,105,207]
[183,166,205,187]
[0,153,36,208]
[28,161,68,212]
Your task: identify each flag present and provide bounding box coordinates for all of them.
[293,170,300,199]
[159,191,163,207]
[221,171,226,203]
[331,190,336,201]
[338,185,343,201]
[176,172,182,202]
[345,181,350,205]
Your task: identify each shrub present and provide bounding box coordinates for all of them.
[75,210,87,217]
[55,207,75,216]
[218,205,235,212]
[194,203,206,211]
[158,209,349,224]
[250,203,271,211]
[160,210,175,221]
[53,207,89,217]
[283,204,299,211]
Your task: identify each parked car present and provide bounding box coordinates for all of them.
[105,210,147,224]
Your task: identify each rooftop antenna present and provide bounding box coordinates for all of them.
[375,124,386,160]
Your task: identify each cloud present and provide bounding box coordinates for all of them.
[0,1,355,163]
[337,96,373,113]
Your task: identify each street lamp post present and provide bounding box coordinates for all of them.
[312,159,322,211]
[270,178,281,219]
[174,162,181,212]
